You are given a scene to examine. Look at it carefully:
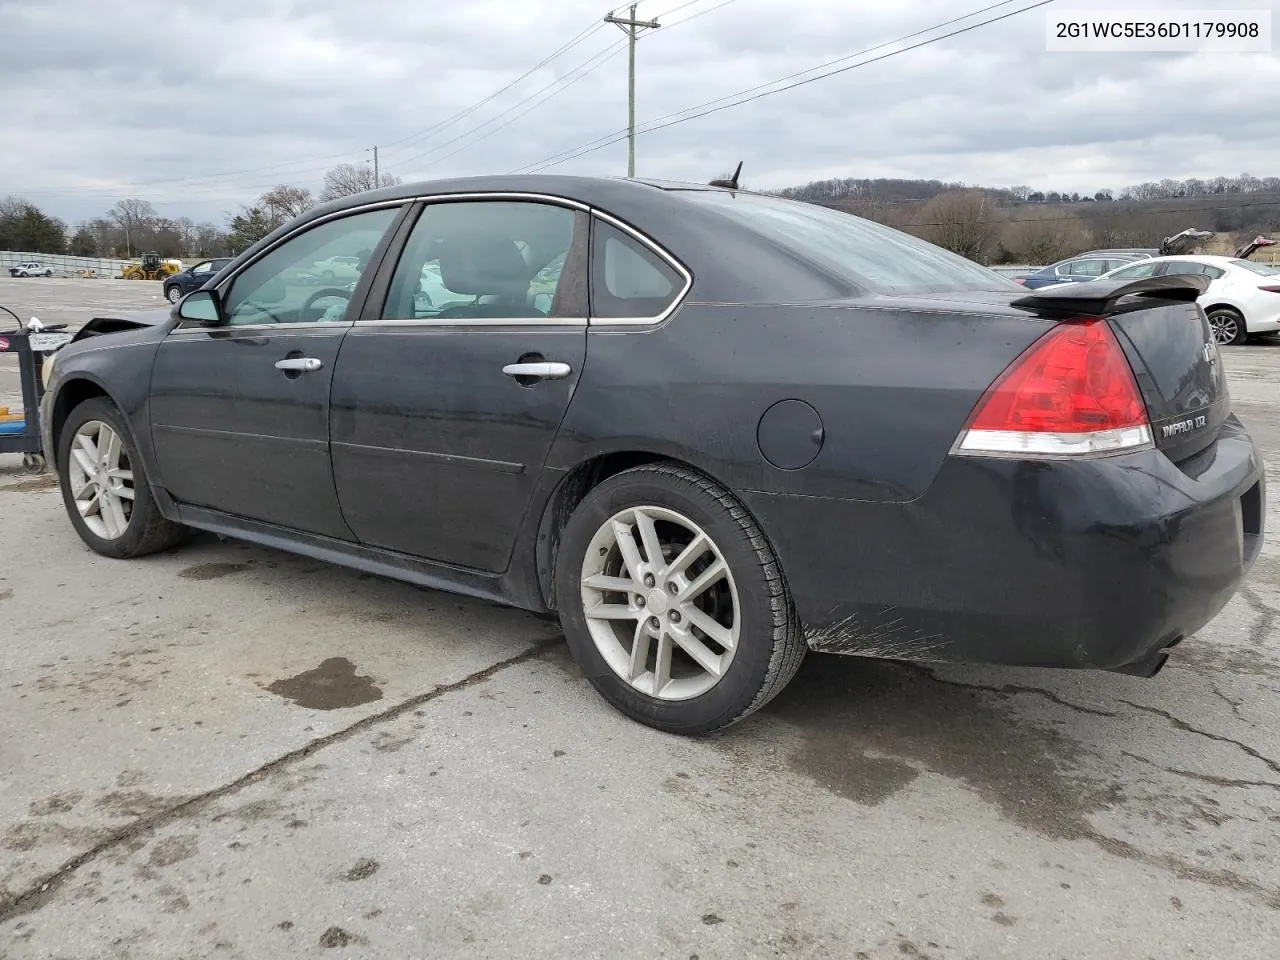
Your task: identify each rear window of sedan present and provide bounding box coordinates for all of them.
[680,190,1019,295]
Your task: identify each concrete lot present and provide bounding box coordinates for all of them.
[1,278,1279,958]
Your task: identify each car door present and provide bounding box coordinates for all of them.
[330,197,589,573]
[148,204,404,539]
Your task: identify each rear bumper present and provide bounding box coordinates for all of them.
[746,415,1264,674]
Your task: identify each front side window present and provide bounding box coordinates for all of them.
[681,190,1019,295]
[220,207,399,326]
[591,221,685,318]
[383,200,581,321]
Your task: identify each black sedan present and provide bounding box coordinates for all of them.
[41,175,1264,734]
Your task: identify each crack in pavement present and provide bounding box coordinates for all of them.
[0,639,558,927]
[924,675,1117,718]
[1119,700,1280,776]
[1121,751,1280,794]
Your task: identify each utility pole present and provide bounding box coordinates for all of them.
[604,4,659,177]
[368,145,379,188]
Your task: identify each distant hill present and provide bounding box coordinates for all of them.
[772,175,1280,265]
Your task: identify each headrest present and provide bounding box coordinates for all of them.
[438,233,531,298]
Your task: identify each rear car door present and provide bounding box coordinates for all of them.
[148,205,404,539]
[330,196,589,572]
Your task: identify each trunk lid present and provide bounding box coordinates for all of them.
[1009,274,1227,462]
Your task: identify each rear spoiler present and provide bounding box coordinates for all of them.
[1010,274,1210,318]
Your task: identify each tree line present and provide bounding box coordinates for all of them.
[0,162,402,261]
[781,172,1280,264]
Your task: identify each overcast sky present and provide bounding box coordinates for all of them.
[2,0,1276,227]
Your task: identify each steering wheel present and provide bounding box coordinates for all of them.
[238,301,286,324]
[303,287,354,319]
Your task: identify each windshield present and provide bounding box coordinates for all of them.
[680,190,1019,295]
[1230,258,1280,275]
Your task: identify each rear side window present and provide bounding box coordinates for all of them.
[591,220,685,319]
[680,190,1017,295]
[1065,259,1107,277]
[1107,261,1160,280]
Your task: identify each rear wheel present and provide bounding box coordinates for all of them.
[556,463,806,735]
[57,397,188,559]
[1208,306,1247,346]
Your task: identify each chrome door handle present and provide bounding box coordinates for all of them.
[275,358,323,373]
[502,361,571,380]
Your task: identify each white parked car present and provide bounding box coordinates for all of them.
[7,261,53,278]
[1097,255,1280,345]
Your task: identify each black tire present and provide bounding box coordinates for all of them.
[555,462,806,735]
[1208,306,1248,346]
[57,397,188,559]
[165,285,183,303]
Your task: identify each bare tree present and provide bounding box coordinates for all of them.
[110,198,157,257]
[917,190,1002,262]
[320,163,403,201]
[1002,214,1092,264]
[260,184,314,221]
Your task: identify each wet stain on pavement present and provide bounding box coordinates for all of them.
[267,658,382,710]
[341,858,379,881]
[148,835,198,867]
[29,791,83,816]
[95,790,175,819]
[0,588,12,602]
[178,562,248,581]
[720,655,1280,906]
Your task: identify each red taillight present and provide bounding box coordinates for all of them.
[955,318,1152,457]
[1013,278,1027,285]
[1259,285,1280,293]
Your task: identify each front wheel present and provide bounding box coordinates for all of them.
[556,463,806,735]
[1208,307,1248,346]
[165,285,183,303]
[57,397,188,559]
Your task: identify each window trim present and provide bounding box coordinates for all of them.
[170,200,410,335]
[587,209,693,327]
[181,191,691,333]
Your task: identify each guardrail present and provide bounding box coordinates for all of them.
[0,251,136,278]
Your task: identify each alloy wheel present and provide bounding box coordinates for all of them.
[1209,312,1241,345]
[580,505,740,700]
[166,286,183,303]
[67,420,135,540]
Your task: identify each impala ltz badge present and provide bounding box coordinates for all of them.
[1162,415,1208,439]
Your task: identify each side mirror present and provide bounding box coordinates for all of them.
[177,289,224,325]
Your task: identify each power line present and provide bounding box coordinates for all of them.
[391,0,737,177]
[515,0,1046,174]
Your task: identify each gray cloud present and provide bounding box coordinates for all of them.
[2,0,1275,226]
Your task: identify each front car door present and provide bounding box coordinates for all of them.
[148,205,404,539]
[330,196,589,572]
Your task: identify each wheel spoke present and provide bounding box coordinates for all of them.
[681,559,727,604]
[70,445,96,477]
[611,519,646,581]
[682,604,734,651]
[101,491,128,539]
[666,533,709,578]
[584,603,639,621]
[627,620,651,682]
[582,574,639,594]
[71,476,95,499]
[671,628,724,678]
[652,631,673,695]
[114,485,136,501]
[108,468,133,482]
[101,428,122,469]
[77,493,100,518]
[633,508,664,569]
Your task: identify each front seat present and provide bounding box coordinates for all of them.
[435,233,543,319]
